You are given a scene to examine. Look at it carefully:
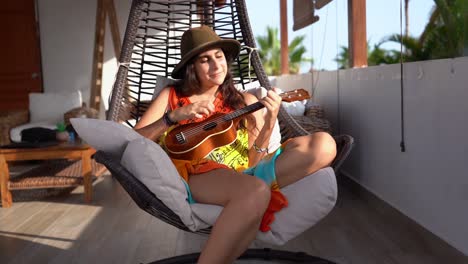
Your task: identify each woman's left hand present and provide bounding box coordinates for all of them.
[260,88,282,128]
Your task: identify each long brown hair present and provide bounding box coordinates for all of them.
[173,50,246,111]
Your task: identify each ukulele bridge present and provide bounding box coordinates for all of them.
[175,132,186,144]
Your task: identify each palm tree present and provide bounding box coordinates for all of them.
[335,42,400,69]
[256,26,312,75]
[422,0,467,59]
[288,35,310,74]
[381,34,430,62]
[394,0,467,60]
[368,43,401,65]
[378,0,467,62]
[256,27,281,75]
[334,46,349,69]
[337,0,467,68]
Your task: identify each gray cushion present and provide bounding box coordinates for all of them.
[190,167,337,245]
[121,136,337,245]
[70,118,141,159]
[71,118,338,246]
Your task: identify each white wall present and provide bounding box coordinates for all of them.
[276,57,468,255]
[38,0,130,114]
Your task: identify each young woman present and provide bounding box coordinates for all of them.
[134,26,336,264]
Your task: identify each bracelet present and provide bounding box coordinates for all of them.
[163,111,177,126]
[253,141,269,153]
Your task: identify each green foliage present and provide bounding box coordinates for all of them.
[368,43,400,66]
[385,0,467,61]
[335,0,467,69]
[381,35,430,62]
[335,42,399,69]
[334,46,349,69]
[424,0,467,59]
[256,26,312,75]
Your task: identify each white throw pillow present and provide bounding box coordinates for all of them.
[70,118,141,159]
[190,167,337,245]
[120,137,205,231]
[282,100,306,116]
[29,90,83,123]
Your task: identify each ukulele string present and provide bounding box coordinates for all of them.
[178,115,230,138]
[181,107,252,137]
[179,104,256,137]
[179,108,249,138]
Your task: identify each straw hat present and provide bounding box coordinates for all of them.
[171,26,241,79]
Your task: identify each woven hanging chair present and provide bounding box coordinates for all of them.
[94,0,354,263]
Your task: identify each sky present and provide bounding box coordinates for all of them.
[244,0,435,71]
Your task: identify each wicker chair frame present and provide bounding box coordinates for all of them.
[94,0,353,262]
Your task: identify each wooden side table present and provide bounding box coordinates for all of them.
[0,142,96,208]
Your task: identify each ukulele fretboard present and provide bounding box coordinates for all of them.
[224,102,264,121]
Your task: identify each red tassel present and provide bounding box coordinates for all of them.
[259,190,288,232]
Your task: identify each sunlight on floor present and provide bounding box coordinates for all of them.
[0,204,103,250]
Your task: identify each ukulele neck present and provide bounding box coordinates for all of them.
[224,102,264,121]
[222,89,310,121]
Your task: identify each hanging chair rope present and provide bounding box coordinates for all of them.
[244,45,258,83]
[399,0,406,152]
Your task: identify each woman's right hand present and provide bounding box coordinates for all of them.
[169,100,215,122]
[260,88,282,127]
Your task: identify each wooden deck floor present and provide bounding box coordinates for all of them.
[1,172,467,264]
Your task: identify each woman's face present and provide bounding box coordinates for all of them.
[193,48,228,89]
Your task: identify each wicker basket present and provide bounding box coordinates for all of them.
[305,105,326,119]
[0,110,29,145]
[64,106,99,126]
[292,104,332,134]
[6,159,107,204]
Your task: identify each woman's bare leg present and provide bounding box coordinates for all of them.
[185,132,335,262]
[275,132,337,188]
[188,168,271,264]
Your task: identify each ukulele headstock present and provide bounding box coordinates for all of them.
[280,89,311,102]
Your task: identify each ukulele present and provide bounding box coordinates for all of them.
[164,89,310,160]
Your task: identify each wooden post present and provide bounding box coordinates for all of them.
[348,0,367,68]
[106,0,122,57]
[90,0,106,110]
[90,0,121,111]
[280,0,289,75]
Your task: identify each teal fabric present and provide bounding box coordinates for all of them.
[243,147,284,185]
[182,179,196,204]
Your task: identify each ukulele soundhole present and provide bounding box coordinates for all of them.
[203,122,217,130]
[175,133,186,144]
